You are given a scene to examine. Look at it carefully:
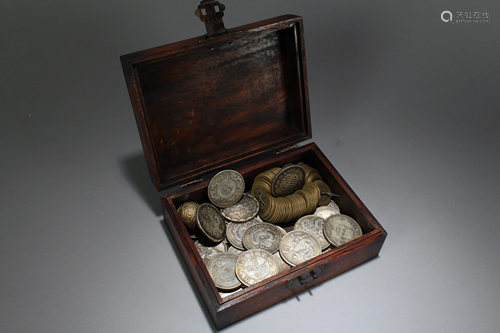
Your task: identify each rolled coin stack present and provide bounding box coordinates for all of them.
[251,163,329,224]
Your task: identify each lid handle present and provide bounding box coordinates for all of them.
[195,0,228,37]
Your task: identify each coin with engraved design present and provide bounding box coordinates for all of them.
[221,194,259,222]
[207,253,241,290]
[279,230,321,266]
[242,222,283,253]
[208,170,245,208]
[271,165,306,197]
[324,214,362,247]
[235,249,279,286]
[226,219,259,250]
[294,215,329,250]
[196,203,226,242]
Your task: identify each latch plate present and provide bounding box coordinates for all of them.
[287,264,328,289]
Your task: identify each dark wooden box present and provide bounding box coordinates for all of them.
[121,12,387,330]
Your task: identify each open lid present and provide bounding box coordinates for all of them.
[121,9,311,191]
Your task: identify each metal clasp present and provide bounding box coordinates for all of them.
[195,0,228,37]
[287,264,328,289]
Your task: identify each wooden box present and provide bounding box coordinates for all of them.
[121,8,387,330]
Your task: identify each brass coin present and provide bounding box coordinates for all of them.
[251,181,271,199]
[313,180,332,206]
[324,214,362,247]
[208,170,245,208]
[235,249,279,286]
[271,165,306,197]
[177,201,199,231]
[221,194,259,222]
[207,253,241,291]
[258,192,274,220]
[279,230,321,266]
[307,172,323,183]
[196,203,227,242]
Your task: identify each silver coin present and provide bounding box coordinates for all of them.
[279,230,321,266]
[195,238,227,252]
[294,215,330,250]
[206,253,241,291]
[221,194,259,222]
[235,249,279,286]
[219,288,242,298]
[208,170,245,208]
[227,246,244,255]
[273,251,291,273]
[196,203,227,242]
[195,241,223,264]
[274,224,287,237]
[271,165,306,197]
[242,222,283,254]
[324,214,362,247]
[314,206,339,220]
[226,219,259,250]
[327,200,341,214]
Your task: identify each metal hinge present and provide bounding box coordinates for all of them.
[276,145,296,155]
[180,178,203,188]
[287,264,328,289]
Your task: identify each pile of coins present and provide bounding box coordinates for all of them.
[251,163,332,224]
[176,167,363,297]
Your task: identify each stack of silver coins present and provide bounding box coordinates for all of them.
[177,168,363,297]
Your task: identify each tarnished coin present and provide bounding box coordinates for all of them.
[195,241,223,264]
[208,170,245,208]
[273,251,291,273]
[226,219,259,250]
[196,203,227,242]
[242,222,283,254]
[221,194,259,222]
[279,230,321,266]
[271,165,306,197]
[324,214,362,247]
[294,215,330,250]
[235,249,279,286]
[206,253,241,291]
[177,201,200,231]
[315,205,340,220]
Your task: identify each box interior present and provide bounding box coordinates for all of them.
[166,145,378,303]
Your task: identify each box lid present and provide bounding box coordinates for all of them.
[121,13,311,191]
